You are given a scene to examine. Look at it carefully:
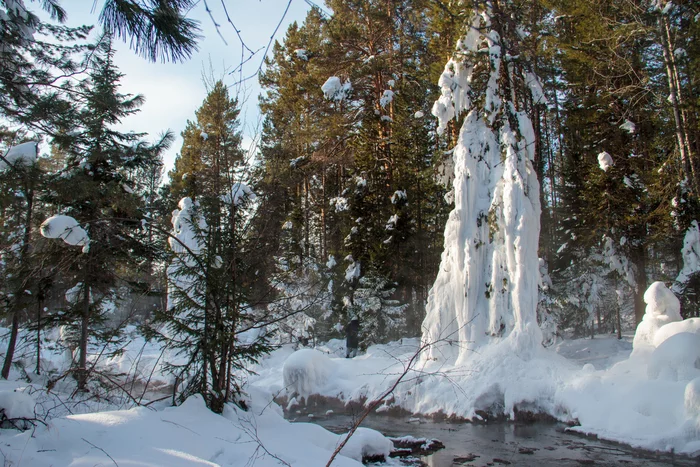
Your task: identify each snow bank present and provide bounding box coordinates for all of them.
[249,289,700,455]
[40,215,89,248]
[283,349,333,398]
[0,390,35,419]
[0,392,375,466]
[0,141,37,170]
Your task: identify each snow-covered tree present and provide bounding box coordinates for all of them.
[421,1,546,363]
[44,40,171,391]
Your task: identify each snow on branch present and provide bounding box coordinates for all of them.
[40,215,89,251]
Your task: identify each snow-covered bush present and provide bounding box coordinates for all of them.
[632,281,682,354]
[283,349,332,398]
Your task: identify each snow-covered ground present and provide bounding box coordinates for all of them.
[0,283,698,464]
[0,326,397,466]
[0,383,393,466]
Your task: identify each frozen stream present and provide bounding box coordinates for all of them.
[292,412,698,466]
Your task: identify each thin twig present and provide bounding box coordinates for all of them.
[81,438,119,466]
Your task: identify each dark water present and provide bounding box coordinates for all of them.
[293,412,699,466]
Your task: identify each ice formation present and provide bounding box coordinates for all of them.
[421,4,542,364]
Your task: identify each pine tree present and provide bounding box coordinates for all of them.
[257,2,448,341]
[161,81,270,413]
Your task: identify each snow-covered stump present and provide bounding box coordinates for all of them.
[421,5,545,365]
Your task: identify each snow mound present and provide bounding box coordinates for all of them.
[647,333,700,382]
[632,281,682,353]
[653,318,700,347]
[3,392,365,466]
[283,349,333,397]
[1,141,38,170]
[0,390,35,419]
[341,427,392,461]
[40,215,89,247]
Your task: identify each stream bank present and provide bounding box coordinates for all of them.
[287,408,699,466]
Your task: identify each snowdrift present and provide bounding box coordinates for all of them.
[0,388,390,466]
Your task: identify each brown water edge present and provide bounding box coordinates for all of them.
[276,394,563,425]
[278,395,700,467]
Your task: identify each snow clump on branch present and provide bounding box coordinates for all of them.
[0,141,38,170]
[40,215,89,250]
[597,151,613,171]
[321,76,352,101]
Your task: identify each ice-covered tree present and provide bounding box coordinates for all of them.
[421,1,546,363]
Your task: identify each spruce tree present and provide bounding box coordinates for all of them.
[45,39,171,391]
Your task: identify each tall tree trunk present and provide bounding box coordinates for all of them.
[632,244,648,326]
[77,273,91,391]
[659,16,697,193]
[36,297,42,375]
[2,183,34,380]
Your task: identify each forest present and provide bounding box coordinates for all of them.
[0,0,700,462]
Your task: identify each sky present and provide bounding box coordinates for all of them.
[52,0,314,177]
